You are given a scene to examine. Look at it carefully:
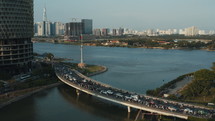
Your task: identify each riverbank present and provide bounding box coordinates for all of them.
[147,65,215,107]
[146,73,193,97]
[86,66,108,77]
[167,76,193,95]
[34,40,215,52]
[0,64,108,109]
[0,82,62,109]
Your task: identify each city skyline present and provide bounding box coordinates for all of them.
[34,0,215,30]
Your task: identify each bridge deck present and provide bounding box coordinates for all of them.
[55,65,214,120]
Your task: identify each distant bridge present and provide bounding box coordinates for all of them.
[55,64,214,120]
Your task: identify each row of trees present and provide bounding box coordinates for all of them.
[177,41,207,49]
[88,35,215,50]
[96,38,215,50]
[179,63,215,103]
[181,69,215,98]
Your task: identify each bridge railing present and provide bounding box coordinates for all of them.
[72,68,212,110]
[55,64,214,119]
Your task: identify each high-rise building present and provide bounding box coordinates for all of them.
[37,22,43,36]
[34,23,39,36]
[199,30,206,35]
[209,31,215,35]
[43,6,48,22]
[179,29,185,35]
[55,22,65,36]
[64,19,93,40]
[35,7,52,37]
[34,6,65,37]
[112,29,117,36]
[34,22,64,37]
[118,28,124,36]
[42,21,51,36]
[0,0,34,68]
[82,19,93,35]
[65,22,83,40]
[50,22,56,36]
[184,26,199,36]
[93,29,102,36]
[101,28,109,36]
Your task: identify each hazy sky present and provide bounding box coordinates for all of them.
[34,0,215,30]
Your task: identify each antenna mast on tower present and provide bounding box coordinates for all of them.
[43,2,47,22]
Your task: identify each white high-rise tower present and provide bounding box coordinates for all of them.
[41,4,50,36]
[43,1,47,22]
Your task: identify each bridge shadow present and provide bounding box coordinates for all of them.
[57,85,185,121]
[58,85,134,121]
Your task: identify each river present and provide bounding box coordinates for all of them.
[0,42,215,121]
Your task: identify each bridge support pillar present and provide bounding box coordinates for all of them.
[142,113,145,120]
[76,89,80,96]
[127,106,131,113]
[127,112,130,120]
[135,110,142,121]
[158,115,161,121]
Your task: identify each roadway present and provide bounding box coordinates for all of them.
[55,64,215,120]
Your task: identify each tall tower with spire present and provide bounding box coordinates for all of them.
[43,7,47,22]
[42,3,50,36]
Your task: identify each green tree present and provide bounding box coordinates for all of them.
[211,62,215,71]
[194,69,215,81]
[208,44,215,50]
[45,53,54,61]
[182,69,215,98]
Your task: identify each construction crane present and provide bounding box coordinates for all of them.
[70,18,82,22]
[68,18,82,37]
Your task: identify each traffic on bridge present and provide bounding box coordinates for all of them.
[55,64,215,120]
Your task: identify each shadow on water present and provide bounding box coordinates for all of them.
[0,85,186,121]
[58,85,185,121]
[0,87,58,121]
[58,85,138,121]
[0,96,36,121]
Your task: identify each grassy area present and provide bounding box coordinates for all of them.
[146,63,215,107]
[62,62,106,75]
[85,65,105,73]
[182,96,215,104]
[53,58,72,62]
[180,69,215,103]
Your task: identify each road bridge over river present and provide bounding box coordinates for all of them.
[55,64,215,120]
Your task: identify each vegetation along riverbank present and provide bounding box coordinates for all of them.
[33,35,215,51]
[147,62,215,107]
[0,53,107,109]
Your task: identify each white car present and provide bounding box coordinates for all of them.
[107,90,113,95]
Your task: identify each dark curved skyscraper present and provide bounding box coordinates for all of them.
[0,0,34,68]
